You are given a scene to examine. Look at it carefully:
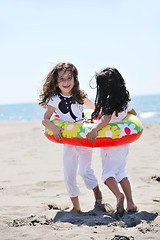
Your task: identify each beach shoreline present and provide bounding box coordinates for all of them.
[0,121,160,240]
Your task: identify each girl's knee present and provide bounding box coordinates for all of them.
[78,168,86,178]
[64,172,76,184]
[78,167,92,179]
[78,168,97,189]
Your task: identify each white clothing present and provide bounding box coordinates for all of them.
[101,103,132,183]
[109,103,132,123]
[63,145,98,197]
[48,93,97,197]
[48,93,85,123]
[101,144,129,183]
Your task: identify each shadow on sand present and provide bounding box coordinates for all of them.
[53,208,158,227]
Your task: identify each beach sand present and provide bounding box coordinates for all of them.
[0,121,160,240]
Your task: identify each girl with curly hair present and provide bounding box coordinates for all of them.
[87,67,138,217]
[39,62,102,212]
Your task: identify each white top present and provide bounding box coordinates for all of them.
[48,93,86,123]
[109,103,132,123]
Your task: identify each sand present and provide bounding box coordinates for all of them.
[0,121,160,240]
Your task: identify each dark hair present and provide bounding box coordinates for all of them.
[39,62,87,108]
[92,68,131,119]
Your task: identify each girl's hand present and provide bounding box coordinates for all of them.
[42,105,63,141]
[52,124,63,141]
[86,128,97,142]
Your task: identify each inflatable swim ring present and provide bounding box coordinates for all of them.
[44,110,143,147]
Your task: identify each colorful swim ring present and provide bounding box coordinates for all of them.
[44,110,143,147]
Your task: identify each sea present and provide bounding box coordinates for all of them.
[0,94,160,123]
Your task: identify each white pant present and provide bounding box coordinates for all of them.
[101,144,129,183]
[63,145,98,197]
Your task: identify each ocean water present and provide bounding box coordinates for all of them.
[0,94,160,123]
[131,94,160,123]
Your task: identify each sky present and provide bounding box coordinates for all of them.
[0,0,160,105]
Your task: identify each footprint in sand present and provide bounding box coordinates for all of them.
[151,175,160,182]
[111,235,134,240]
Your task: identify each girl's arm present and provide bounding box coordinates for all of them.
[84,97,95,110]
[86,114,112,142]
[42,105,63,141]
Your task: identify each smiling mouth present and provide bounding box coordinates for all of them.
[63,85,70,88]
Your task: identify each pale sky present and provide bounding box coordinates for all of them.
[0,0,160,105]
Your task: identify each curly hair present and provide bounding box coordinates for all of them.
[91,68,131,119]
[39,62,87,108]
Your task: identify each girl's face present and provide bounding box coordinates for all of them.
[57,70,74,96]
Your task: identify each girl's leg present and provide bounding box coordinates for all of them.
[92,184,102,204]
[101,147,126,216]
[77,146,102,204]
[115,145,137,212]
[119,177,137,212]
[70,196,81,212]
[63,145,81,212]
[104,177,124,216]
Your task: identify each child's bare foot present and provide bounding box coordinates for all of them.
[126,203,138,213]
[70,207,81,213]
[95,195,102,204]
[93,185,102,204]
[70,196,81,212]
[116,193,124,217]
